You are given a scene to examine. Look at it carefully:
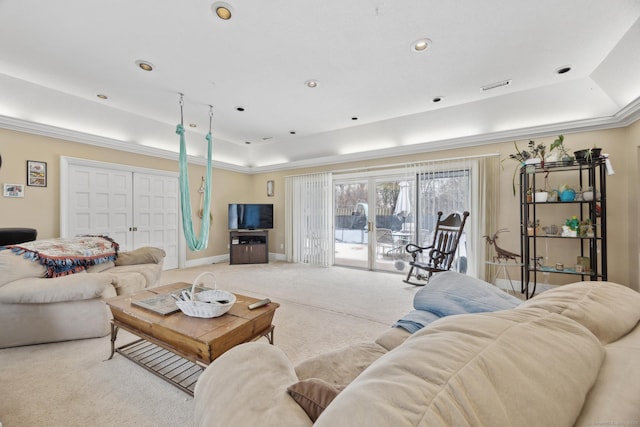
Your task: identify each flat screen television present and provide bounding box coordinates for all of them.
[228,203,274,230]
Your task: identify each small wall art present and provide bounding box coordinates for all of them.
[27,160,47,187]
[3,183,25,198]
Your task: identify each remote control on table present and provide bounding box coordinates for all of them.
[248,298,271,310]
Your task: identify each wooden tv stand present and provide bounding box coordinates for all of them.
[229,230,269,265]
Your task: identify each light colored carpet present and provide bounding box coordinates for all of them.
[0,262,418,427]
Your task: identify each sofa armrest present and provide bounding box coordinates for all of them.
[108,264,162,291]
[114,247,165,266]
[194,342,312,427]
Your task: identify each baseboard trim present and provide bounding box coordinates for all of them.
[184,252,286,268]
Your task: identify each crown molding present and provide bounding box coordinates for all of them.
[2,96,639,175]
[0,114,247,173]
[250,97,640,173]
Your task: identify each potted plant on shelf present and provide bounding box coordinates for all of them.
[503,140,547,196]
[534,189,548,202]
[549,135,574,165]
[534,170,553,202]
[574,145,602,164]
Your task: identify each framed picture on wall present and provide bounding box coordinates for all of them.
[3,183,25,198]
[27,160,47,187]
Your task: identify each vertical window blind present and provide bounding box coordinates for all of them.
[285,172,333,266]
[403,154,500,280]
[284,155,499,279]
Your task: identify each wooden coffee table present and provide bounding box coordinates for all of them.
[105,282,279,395]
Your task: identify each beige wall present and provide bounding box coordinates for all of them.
[626,119,640,290]
[0,129,251,260]
[253,125,637,289]
[1,123,638,289]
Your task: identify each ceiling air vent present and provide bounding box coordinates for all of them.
[481,79,512,92]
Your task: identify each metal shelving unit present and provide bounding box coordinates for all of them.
[519,159,607,298]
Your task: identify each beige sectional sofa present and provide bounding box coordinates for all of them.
[194,278,640,427]
[0,246,165,348]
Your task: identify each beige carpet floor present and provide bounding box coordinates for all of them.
[0,262,418,427]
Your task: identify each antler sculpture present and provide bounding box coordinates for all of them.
[483,228,521,262]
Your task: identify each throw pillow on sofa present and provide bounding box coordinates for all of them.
[287,378,346,422]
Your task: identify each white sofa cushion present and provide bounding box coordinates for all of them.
[315,308,604,427]
[194,342,313,427]
[0,249,46,286]
[0,273,116,303]
[295,342,388,385]
[106,271,147,295]
[518,281,640,344]
[108,264,162,290]
[574,322,640,426]
[375,327,411,351]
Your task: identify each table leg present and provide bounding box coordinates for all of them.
[253,325,275,345]
[504,266,516,294]
[105,322,119,361]
[266,327,274,345]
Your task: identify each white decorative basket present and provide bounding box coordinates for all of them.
[175,272,236,318]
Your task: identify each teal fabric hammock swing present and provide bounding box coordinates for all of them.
[176,95,212,251]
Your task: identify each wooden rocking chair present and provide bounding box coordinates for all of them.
[403,211,470,286]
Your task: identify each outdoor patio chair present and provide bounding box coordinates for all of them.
[375,228,395,256]
[403,211,469,286]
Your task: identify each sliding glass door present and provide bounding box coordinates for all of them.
[334,179,369,269]
[333,175,415,273]
[289,155,496,278]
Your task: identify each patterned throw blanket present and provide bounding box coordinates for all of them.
[3,235,119,278]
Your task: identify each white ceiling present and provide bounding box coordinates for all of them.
[1,0,640,172]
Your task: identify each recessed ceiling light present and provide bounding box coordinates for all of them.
[135,60,154,71]
[305,80,319,88]
[212,3,233,20]
[556,66,572,74]
[245,141,251,145]
[290,131,296,135]
[96,94,108,100]
[236,107,245,112]
[432,96,443,103]
[189,123,197,128]
[351,117,359,121]
[412,38,431,52]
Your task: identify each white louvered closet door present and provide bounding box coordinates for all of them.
[133,173,179,269]
[66,164,134,250]
[62,158,180,269]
